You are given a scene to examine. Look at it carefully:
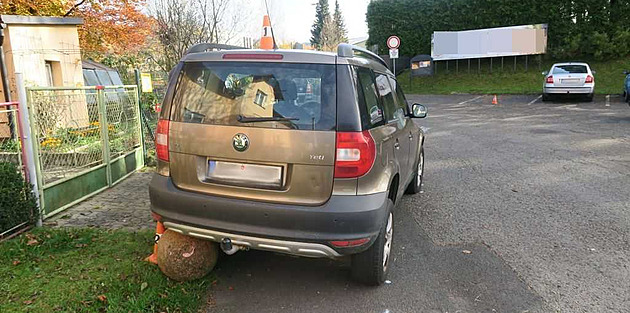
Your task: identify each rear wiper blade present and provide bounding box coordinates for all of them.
[237,115,299,123]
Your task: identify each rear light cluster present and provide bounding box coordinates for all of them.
[334,131,376,178]
[156,119,170,162]
[585,75,594,83]
[546,76,554,84]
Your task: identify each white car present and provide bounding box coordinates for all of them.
[542,62,595,102]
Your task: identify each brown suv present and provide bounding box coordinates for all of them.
[149,44,427,285]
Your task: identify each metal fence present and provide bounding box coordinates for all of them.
[0,103,22,170]
[26,86,144,217]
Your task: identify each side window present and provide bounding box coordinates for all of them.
[355,67,384,127]
[390,77,409,114]
[375,73,402,123]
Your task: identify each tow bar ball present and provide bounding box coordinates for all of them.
[157,230,218,282]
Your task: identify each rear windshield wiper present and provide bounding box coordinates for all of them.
[237,115,300,123]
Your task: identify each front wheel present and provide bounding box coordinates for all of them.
[405,148,424,194]
[351,208,393,286]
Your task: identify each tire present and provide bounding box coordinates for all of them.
[586,93,594,102]
[542,93,550,102]
[351,205,394,286]
[624,91,629,103]
[405,147,424,194]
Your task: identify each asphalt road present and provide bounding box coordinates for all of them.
[208,94,630,313]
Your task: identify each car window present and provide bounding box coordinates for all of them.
[552,65,588,74]
[390,78,409,114]
[355,67,384,127]
[375,73,404,125]
[171,62,336,131]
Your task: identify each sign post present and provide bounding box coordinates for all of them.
[387,35,400,75]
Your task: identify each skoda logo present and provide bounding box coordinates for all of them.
[232,133,249,152]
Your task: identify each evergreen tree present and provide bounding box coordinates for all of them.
[310,0,330,49]
[332,0,348,44]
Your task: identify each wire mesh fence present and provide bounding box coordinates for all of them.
[27,86,142,186]
[0,104,22,169]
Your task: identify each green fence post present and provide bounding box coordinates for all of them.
[25,88,46,218]
[97,86,112,187]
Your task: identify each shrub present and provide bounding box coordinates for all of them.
[0,162,37,233]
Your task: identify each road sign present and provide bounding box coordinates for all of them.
[389,48,399,59]
[387,35,400,49]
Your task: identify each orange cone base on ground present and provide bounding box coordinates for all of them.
[145,221,165,265]
[492,95,498,105]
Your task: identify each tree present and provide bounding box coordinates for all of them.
[319,15,337,52]
[332,0,348,44]
[151,0,248,72]
[310,0,330,50]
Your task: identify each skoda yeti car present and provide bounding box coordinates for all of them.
[149,44,427,285]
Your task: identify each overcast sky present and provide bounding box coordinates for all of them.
[243,0,371,43]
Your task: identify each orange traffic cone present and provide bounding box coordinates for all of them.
[260,15,273,50]
[492,95,498,105]
[145,221,165,264]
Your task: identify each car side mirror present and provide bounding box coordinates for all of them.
[411,103,427,118]
[542,71,548,75]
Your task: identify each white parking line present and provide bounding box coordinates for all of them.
[457,95,484,105]
[528,95,542,105]
[606,95,610,107]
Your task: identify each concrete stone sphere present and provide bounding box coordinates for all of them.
[157,230,218,281]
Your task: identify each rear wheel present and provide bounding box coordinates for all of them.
[586,93,594,102]
[624,91,629,103]
[351,207,393,286]
[405,148,424,194]
[542,93,550,102]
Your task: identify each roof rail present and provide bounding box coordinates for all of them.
[185,43,245,55]
[337,43,388,68]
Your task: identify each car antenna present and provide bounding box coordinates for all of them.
[263,0,278,49]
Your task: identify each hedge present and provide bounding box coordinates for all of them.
[366,0,630,60]
[0,162,37,234]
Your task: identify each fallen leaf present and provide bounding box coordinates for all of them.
[462,250,472,254]
[159,293,168,298]
[96,295,107,303]
[141,282,148,291]
[23,300,34,305]
[12,260,20,266]
[26,239,39,246]
[511,189,518,193]
[75,243,88,248]
[228,286,234,291]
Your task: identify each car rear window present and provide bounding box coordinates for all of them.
[553,65,588,74]
[171,62,336,131]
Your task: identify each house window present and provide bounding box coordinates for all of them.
[45,61,62,86]
[254,89,268,108]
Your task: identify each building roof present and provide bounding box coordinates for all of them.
[82,59,115,72]
[0,15,83,26]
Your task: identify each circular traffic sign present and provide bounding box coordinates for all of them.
[387,36,400,49]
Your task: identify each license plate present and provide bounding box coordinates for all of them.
[207,160,282,189]
[561,79,580,84]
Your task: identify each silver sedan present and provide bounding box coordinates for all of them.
[542,62,595,102]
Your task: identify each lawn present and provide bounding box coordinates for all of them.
[398,57,630,95]
[0,227,212,313]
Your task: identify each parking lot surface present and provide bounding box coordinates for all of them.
[208,95,629,313]
[52,94,630,312]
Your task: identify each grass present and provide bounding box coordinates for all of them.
[0,227,212,313]
[398,57,630,95]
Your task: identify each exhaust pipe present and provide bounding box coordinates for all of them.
[220,238,240,255]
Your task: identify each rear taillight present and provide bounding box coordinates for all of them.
[546,76,554,84]
[334,131,376,178]
[585,75,594,83]
[156,119,170,162]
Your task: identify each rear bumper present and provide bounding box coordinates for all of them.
[543,86,594,94]
[149,174,389,257]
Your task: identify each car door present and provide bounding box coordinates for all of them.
[391,77,421,183]
[374,72,411,182]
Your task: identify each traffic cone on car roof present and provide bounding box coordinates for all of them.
[492,94,499,105]
[145,221,165,265]
[260,15,273,50]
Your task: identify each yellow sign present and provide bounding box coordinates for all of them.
[140,73,153,93]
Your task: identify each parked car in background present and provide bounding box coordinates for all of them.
[149,43,428,285]
[623,70,630,104]
[542,62,595,102]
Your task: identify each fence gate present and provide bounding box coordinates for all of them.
[26,86,144,218]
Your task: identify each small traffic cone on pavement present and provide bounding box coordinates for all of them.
[260,15,273,50]
[145,221,165,264]
[492,94,499,105]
